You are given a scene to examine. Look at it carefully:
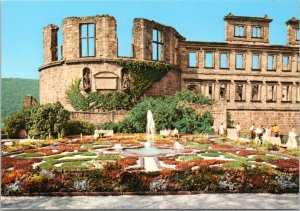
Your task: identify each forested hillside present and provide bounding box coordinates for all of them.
[1,78,39,121]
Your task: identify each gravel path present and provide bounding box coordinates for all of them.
[1,194,299,209]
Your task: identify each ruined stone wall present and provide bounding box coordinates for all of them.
[228,109,299,135]
[62,15,117,60]
[179,100,227,128]
[39,61,122,110]
[144,70,181,97]
[23,95,38,108]
[133,18,185,64]
[43,24,59,64]
[70,110,128,125]
[286,18,300,46]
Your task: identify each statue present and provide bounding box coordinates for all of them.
[83,70,91,92]
[121,73,130,92]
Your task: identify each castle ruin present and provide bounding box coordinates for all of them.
[39,14,299,135]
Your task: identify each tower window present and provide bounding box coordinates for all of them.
[296,30,300,41]
[234,26,245,37]
[152,29,163,61]
[252,26,262,38]
[80,24,95,57]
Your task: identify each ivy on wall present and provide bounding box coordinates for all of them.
[65,61,173,111]
[119,61,172,101]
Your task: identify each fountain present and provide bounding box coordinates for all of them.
[122,110,181,156]
[145,110,155,148]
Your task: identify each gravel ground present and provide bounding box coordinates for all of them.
[1,193,299,209]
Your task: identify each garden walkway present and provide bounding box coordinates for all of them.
[143,157,159,171]
[2,193,299,209]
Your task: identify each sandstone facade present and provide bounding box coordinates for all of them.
[39,14,299,135]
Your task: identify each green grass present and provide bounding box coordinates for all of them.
[14,152,45,159]
[182,142,209,149]
[178,155,204,161]
[223,160,253,169]
[97,155,121,160]
[201,150,220,157]
[83,142,113,149]
[248,155,282,162]
[37,153,121,170]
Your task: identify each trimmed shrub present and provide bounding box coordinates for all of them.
[65,120,95,136]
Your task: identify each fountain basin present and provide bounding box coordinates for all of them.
[122,147,177,156]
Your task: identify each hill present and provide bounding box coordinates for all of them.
[1,78,39,121]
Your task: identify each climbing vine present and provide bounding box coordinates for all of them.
[119,61,172,101]
[66,80,89,111]
[65,61,172,111]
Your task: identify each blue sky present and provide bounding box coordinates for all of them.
[1,0,299,79]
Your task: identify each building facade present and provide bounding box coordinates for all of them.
[39,14,299,134]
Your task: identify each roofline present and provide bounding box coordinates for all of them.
[224,14,273,23]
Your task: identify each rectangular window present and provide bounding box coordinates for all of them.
[205,52,214,68]
[252,54,260,70]
[297,30,300,41]
[282,84,292,102]
[236,53,244,69]
[282,55,291,71]
[220,53,228,69]
[297,56,300,72]
[220,83,230,101]
[188,52,197,67]
[234,26,245,37]
[266,84,277,102]
[297,85,300,102]
[252,26,262,38]
[251,84,261,101]
[267,55,276,71]
[80,23,95,57]
[235,84,246,101]
[200,83,214,99]
[152,29,163,61]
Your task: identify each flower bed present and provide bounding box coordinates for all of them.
[2,157,42,171]
[268,158,299,173]
[57,144,81,152]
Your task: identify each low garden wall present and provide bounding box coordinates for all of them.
[70,110,128,125]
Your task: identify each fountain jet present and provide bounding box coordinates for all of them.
[145,110,155,148]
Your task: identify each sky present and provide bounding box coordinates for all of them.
[1,0,299,79]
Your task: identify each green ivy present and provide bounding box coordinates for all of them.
[66,80,89,111]
[65,61,172,111]
[120,61,172,101]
